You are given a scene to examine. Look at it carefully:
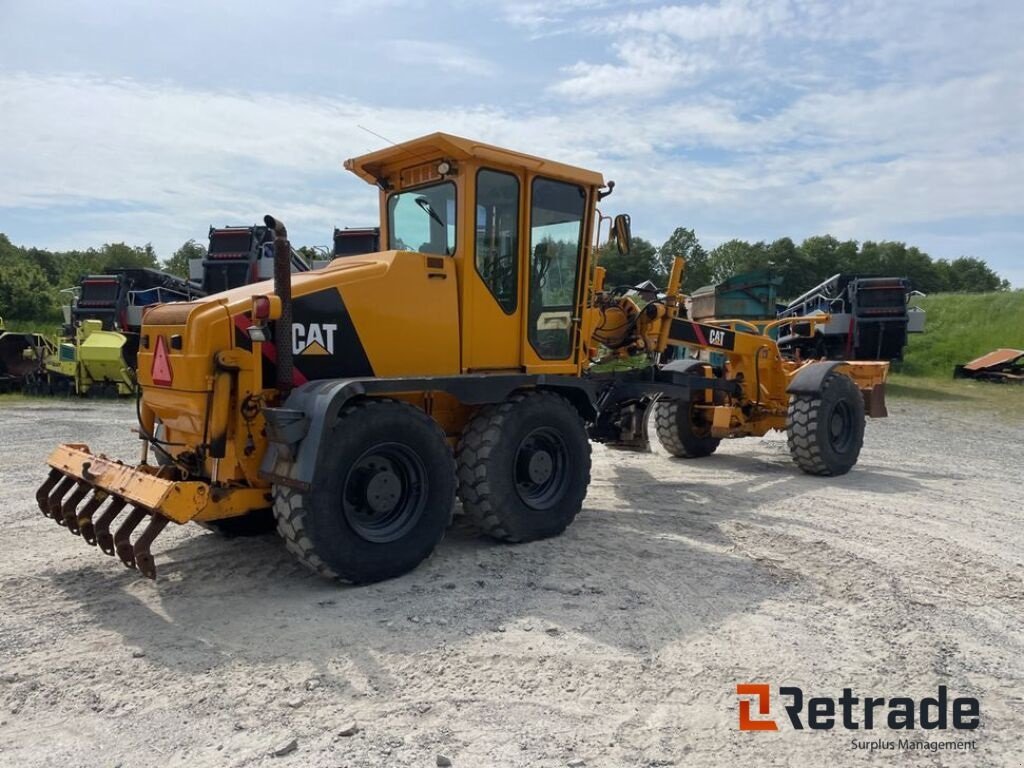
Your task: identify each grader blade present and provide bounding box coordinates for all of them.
[59,482,91,535]
[114,507,149,569]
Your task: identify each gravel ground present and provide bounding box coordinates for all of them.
[0,397,1020,767]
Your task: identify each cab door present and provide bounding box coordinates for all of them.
[521,175,591,374]
[461,167,524,371]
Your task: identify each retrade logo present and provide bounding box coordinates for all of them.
[735,684,980,732]
[737,684,778,731]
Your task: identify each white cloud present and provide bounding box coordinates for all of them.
[606,0,794,41]
[549,36,711,99]
[0,61,1020,283]
[499,0,618,31]
[389,40,496,76]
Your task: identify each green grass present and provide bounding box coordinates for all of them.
[888,371,1024,409]
[0,318,62,337]
[900,292,1024,378]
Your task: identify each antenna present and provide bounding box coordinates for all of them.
[357,124,398,146]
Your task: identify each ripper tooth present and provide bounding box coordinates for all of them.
[45,476,76,521]
[114,507,149,569]
[36,469,62,516]
[93,497,128,556]
[133,516,171,580]
[76,490,108,545]
[60,482,91,535]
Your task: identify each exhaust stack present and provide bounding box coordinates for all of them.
[264,215,294,393]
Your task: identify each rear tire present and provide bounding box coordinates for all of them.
[787,372,865,476]
[456,391,591,543]
[654,397,720,458]
[274,398,455,583]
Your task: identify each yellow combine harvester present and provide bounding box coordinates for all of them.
[44,320,136,397]
[38,134,888,582]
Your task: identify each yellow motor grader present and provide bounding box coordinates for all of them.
[37,133,888,583]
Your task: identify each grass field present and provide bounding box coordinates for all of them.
[891,291,1024,414]
[0,318,62,336]
[900,291,1024,378]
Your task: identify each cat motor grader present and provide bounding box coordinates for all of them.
[36,133,889,583]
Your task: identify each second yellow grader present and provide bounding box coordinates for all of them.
[38,134,889,583]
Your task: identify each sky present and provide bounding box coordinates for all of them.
[0,0,1022,286]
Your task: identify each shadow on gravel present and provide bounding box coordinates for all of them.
[651,451,925,496]
[49,486,795,684]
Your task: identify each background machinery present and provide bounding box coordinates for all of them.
[36,269,205,396]
[333,226,380,258]
[689,268,784,323]
[0,318,56,393]
[196,224,332,292]
[37,133,889,584]
[776,274,919,361]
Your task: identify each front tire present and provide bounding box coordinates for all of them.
[654,397,720,458]
[456,391,591,543]
[274,399,455,583]
[787,372,865,476]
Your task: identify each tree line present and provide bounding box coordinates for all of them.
[0,233,204,320]
[0,227,1012,322]
[598,228,1010,298]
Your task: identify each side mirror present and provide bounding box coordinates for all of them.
[613,213,632,255]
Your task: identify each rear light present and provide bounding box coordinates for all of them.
[253,296,272,320]
[151,335,173,387]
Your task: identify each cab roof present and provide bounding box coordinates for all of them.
[344,132,605,189]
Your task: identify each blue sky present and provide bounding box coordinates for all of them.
[1,0,1021,285]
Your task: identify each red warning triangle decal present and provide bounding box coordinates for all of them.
[151,335,173,386]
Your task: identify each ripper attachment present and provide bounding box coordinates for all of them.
[36,463,171,579]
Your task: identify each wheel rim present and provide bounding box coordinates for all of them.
[688,402,713,437]
[342,443,427,543]
[514,427,571,510]
[827,400,854,453]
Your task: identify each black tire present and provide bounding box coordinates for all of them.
[654,397,720,458]
[456,390,591,543]
[787,372,865,476]
[274,399,455,584]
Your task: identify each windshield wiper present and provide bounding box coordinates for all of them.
[415,196,445,229]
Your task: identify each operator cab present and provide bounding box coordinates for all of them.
[345,133,616,375]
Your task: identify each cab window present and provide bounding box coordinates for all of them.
[528,177,586,359]
[387,181,456,255]
[475,169,519,314]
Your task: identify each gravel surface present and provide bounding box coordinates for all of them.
[0,398,1020,767]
